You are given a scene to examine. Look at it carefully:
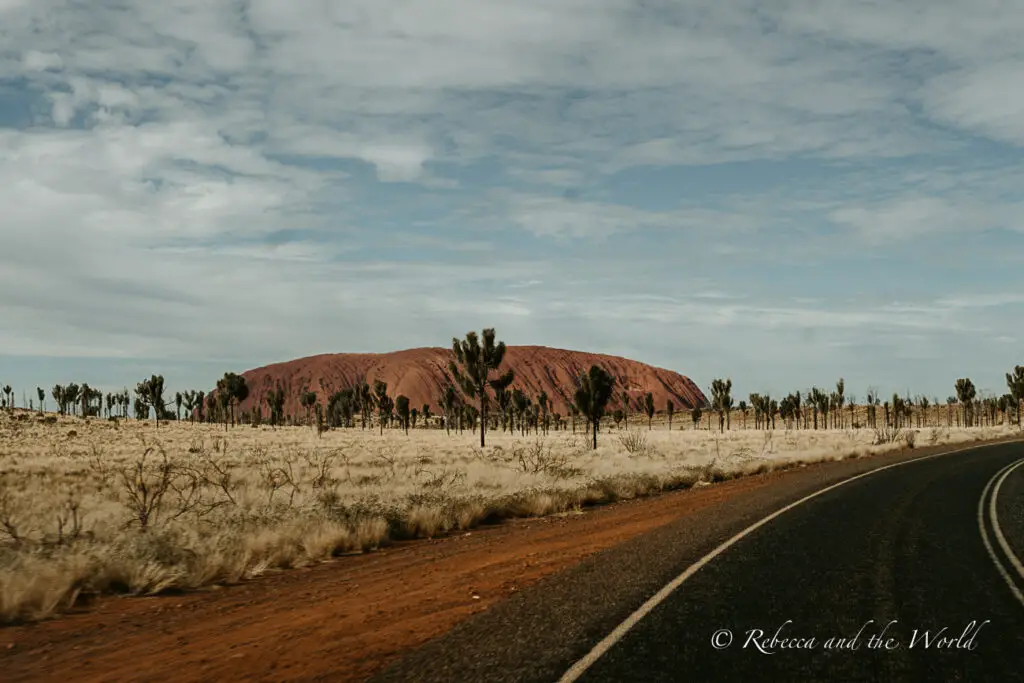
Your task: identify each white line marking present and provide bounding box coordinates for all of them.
[979,457,1024,606]
[559,439,1024,683]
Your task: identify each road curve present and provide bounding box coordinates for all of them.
[377,442,1024,682]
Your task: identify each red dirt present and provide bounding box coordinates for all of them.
[217,345,707,420]
[1,471,778,683]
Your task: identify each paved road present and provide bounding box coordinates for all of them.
[377,441,1024,682]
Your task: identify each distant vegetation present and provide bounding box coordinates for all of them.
[0,328,1021,624]
[6,330,1020,446]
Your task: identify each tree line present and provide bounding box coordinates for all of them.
[4,332,1023,450]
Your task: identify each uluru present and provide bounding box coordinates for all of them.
[224,346,708,420]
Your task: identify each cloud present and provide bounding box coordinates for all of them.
[1,0,1024,401]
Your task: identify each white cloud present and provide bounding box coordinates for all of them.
[1,0,1024,401]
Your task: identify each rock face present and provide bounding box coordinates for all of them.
[228,346,707,420]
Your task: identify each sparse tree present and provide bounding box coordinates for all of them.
[300,390,317,425]
[538,391,549,435]
[666,399,674,430]
[834,378,845,429]
[643,392,655,429]
[216,373,249,428]
[1006,365,1024,428]
[266,384,286,427]
[36,387,45,413]
[691,404,702,429]
[374,380,393,434]
[809,387,826,430]
[710,378,734,432]
[574,365,616,449]
[620,390,630,430]
[955,378,977,428]
[449,328,514,448]
[441,384,458,435]
[396,395,411,434]
[175,392,183,421]
[135,375,165,427]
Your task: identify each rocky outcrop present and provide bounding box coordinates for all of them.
[227,346,707,420]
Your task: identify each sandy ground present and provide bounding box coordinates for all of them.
[0,469,792,682]
[2,432,1020,683]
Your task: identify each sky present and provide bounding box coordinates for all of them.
[1,0,1023,406]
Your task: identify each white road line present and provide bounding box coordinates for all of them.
[979,456,1024,606]
[559,439,1023,683]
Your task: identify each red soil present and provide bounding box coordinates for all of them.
[220,345,707,421]
[0,471,775,683]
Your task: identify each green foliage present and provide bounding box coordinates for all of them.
[574,365,616,449]
[643,391,655,429]
[449,328,514,447]
[135,375,165,427]
[396,395,411,434]
[710,378,733,432]
[374,380,393,434]
[216,372,249,428]
[1006,365,1024,427]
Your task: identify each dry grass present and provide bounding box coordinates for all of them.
[0,409,1016,623]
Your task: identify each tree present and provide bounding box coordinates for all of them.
[396,395,411,434]
[78,384,96,418]
[1006,365,1024,428]
[449,328,514,448]
[538,391,549,435]
[441,384,458,435]
[1,385,11,410]
[710,379,733,432]
[374,380,393,434]
[422,404,432,428]
[300,390,317,425]
[182,391,196,424]
[738,400,748,429]
[175,392,183,421]
[36,387,44,413]
[315,402,324,438]
[205,392,216,424]
[620,391,630,430]
[511,388,529,436]
[135,375,165,427]
[691,404,702,429]
[643,392,655,429]
[216,373,249,428]
[834,378,845,429]
[612,408,624,427]
[266,384,286,427]
[809,387,827,430]
[574,365,616,449]
[134,395,149,420]
[955,378,976,428]
[666,399,674,430]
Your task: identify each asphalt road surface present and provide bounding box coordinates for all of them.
[377,441,1024,683]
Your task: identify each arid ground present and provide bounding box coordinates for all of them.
[1,409,1019,680]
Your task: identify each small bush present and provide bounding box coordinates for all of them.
[618,430,650,456]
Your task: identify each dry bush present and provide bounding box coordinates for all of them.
[0,408,1015,623]
[618,430,650,456]
[873,424,903,445]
